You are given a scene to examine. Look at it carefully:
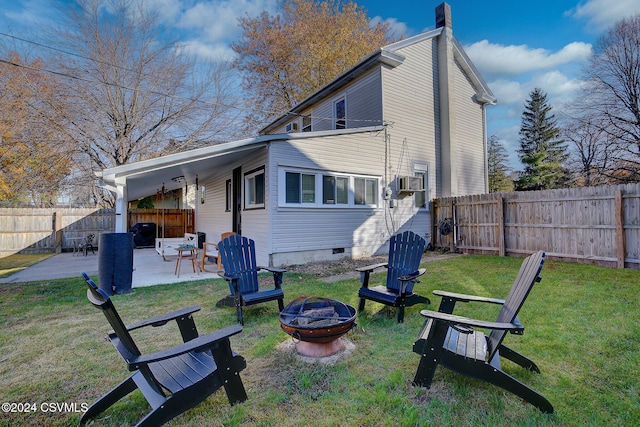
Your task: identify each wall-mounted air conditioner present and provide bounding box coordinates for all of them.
[285,122,299,132]
[398,176,424,193]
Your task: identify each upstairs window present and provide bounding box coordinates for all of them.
[334,98,346,129]
[302,115,312,132]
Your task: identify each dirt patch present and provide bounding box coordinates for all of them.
[284,251,457,279]
[285,256,388,278]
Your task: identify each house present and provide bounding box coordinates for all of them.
[98,3,495,267]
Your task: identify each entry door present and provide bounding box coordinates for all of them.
[232,167,241,235]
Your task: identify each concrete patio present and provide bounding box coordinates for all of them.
[0,247,221,286]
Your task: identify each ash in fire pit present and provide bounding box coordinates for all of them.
[280,296,356,358]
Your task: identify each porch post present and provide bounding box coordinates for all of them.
[113,178,128,233]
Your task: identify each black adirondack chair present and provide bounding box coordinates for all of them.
[357,230,429,323]
[81,273,248,427]
[217,234,285,325]
[411,250,554,413]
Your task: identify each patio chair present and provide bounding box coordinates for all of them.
[411,250,553,413]
[217,234,285,325]
[81,273,248,427]
[356,230,429,323]
[79,233,96,256]
[201,232,236,273]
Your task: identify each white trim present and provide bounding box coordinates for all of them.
[244,168,265,209]
[333,96,347,130]
[413,162,430,211]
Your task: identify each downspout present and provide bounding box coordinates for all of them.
[113,178,128,233]
[482,103,489,194]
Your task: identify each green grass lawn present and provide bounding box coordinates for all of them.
[0,253,55,278]
[0,255,638,426]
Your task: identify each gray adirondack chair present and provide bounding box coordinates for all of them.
[81,273,247,427]
[411,251,553,413]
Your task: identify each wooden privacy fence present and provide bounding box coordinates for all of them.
[0,208,116,256]
[431,183,640,269]
[128,209,194,238]
[0,208,196,256]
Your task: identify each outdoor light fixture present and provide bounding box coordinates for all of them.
[200,186,206,204]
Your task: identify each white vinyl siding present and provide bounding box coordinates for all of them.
[268,132,389,257]
[453,58,486,195]
[308,68,382,132]
[196,149,271,265]
[381,39,438,202]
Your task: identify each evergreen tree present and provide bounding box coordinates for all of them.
[515,88,568,190]
[487,135,514,192]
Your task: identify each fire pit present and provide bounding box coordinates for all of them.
[279,296,356,357]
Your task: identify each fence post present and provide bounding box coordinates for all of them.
[53,211,63,254]
[497,197,505,256]
[430,200,438,249]
[450,200,456,253]
[615,190,625,268]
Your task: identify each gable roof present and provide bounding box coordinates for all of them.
[259,26,495,135]
[259,47,406,135]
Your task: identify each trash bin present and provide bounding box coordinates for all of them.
[197,232,206,249]
[98,233,134,295]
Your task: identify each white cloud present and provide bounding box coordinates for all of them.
[182,39,236,62]
[178,0,277,42]
[531,71,584,101]
[465,40,592,78]
[370,16,409,39]
[488,71,585,107]
[3,0,57,28]
[488,79,526,105]
[567,0,640,32]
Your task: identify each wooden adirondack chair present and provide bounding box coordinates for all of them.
[357,230,429,323]
[201,232,236,273]
[217,234,285,325]
[81,273,248,427]
[411,250,554,413]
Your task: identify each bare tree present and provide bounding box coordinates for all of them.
[0,52,73,206]
[47,0,240,205]
[563,113,617,186]
[583,13,640,182]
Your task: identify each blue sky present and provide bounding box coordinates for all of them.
[2,0,640,168]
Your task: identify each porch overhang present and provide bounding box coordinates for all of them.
[98,138,269,202]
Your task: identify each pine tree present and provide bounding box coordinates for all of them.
[487,135,513,192]
[515,88,568,190]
